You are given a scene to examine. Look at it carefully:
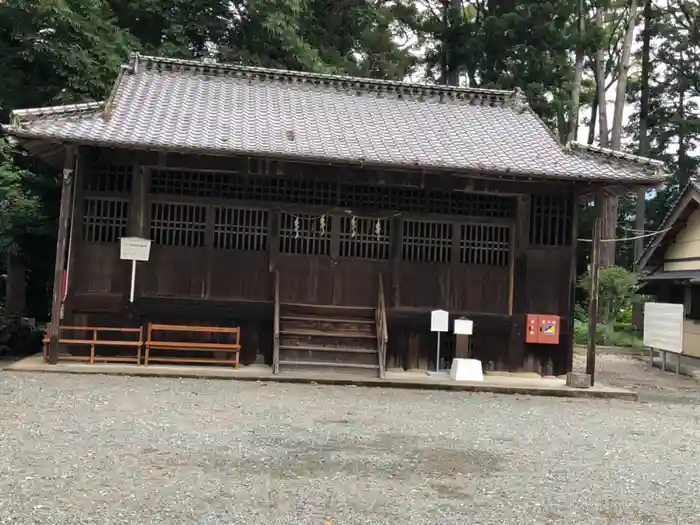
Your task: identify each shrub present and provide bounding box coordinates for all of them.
[572,319,642,348]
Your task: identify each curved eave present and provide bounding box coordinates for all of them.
[3,127,667,188]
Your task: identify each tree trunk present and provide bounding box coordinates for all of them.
[588,93,598,145]
[5,253,26,319]
[568,0,586,143]
[610,0,639,150]
[595,6,609,148]
[600,0,639,268]
[446,0,462,86]
[633,0,652,329]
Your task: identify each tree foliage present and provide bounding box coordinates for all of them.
[579,266,640,324]
[0,0,697,316]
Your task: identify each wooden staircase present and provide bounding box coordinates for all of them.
[275,302,381,376]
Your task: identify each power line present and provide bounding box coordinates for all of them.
[578,226,673,243]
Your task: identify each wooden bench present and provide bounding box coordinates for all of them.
[43,326,143,364]
[144,323,240,367]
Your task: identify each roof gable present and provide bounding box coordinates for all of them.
[637,179,700,270]
[5,54,665,184]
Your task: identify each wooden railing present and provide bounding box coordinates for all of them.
[43,326,143,364]
[273,268,280,375]
[376,273,388,379]
[144,323,240,367]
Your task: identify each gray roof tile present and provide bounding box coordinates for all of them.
[6,54,666,184]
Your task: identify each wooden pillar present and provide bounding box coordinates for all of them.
[48,146,76,364]
[390,216,402,307]
[586,191,603,384]
[126,164,149,306]
[507,194,530,371]
[562,189,580,375]
[128,164,149,237]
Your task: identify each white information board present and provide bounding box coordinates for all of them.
[454,318,474,335]
[643,302,684,354]
[120,237,152,262]
[431,309,449,332]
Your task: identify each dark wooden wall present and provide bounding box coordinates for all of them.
[63,146,578,375]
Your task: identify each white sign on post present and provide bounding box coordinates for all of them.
[454,318,474,335]
[643,302,684,354]
[120,237,152,303]
[430,309,449,373]
[431,309,449,332]
[120,237,152,262]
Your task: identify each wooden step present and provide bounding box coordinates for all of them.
[278,360,379,369]
[281,315,374,325]
[281,302,375,320]
[279,344,376,354]
[280,329,375,339]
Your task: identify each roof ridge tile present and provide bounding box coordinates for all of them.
[127,53,519,106]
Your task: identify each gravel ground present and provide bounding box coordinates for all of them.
[2,358,700,525]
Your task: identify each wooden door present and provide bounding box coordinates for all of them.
[277,211,335,305]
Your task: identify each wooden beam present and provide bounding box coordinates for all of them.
[390,217,403,307]
[586,190,603,384]
[48,146,77,364]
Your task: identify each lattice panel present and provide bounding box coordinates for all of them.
[150,169,337,205]
[340,183,516,217]
[279,213,331,256]
[530,194,572,246]
[149,169,516,218]
[339,217,391,260]
[460,224,511,266]
[82,198,129,243]
[214,207,268,251]
[402,220,452,263]
[150,203,206,247]
[83,164,132,193]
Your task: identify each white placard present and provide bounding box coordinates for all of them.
[643,302,684,354]
[454,318,473,335]
[120,237,152,262]
[431,309,449,332]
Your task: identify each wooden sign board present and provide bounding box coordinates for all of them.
[120,237,152,262]
[643,302,683,354]
[454,318,473,335]
[430,309,449,332]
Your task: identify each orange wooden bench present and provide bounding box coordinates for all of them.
[43,326,143,364]
[144,323,240,367]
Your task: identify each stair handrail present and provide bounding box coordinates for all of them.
[376,273,388,379]
[273,268,280,375]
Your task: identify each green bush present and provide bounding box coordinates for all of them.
[573,319,588,345]
[573,319,642,348]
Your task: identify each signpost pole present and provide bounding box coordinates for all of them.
[436,332,441,372]
[130,260,137,303]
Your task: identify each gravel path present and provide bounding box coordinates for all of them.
[1,364,700,524]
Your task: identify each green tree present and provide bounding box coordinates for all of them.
[579,265,640,324]
[0,139,43,256]
[0,0,132,119]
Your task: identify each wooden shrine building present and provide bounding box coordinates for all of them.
[4,54,665,377]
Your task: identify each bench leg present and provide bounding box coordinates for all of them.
[144,345,149,367]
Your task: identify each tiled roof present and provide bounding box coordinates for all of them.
[5,54,666,183]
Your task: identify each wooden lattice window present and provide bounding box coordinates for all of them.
[82,198,129,243]
[339,183,516,218]
[214,207,268,251]
[339,217,391,260]
[460,224,511,266]
[83,164,132,193]
[150,203,206,247]
[402,220,452,263]
[279,212,331,255]
[150,169,337,206]
[530,194,572,246]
